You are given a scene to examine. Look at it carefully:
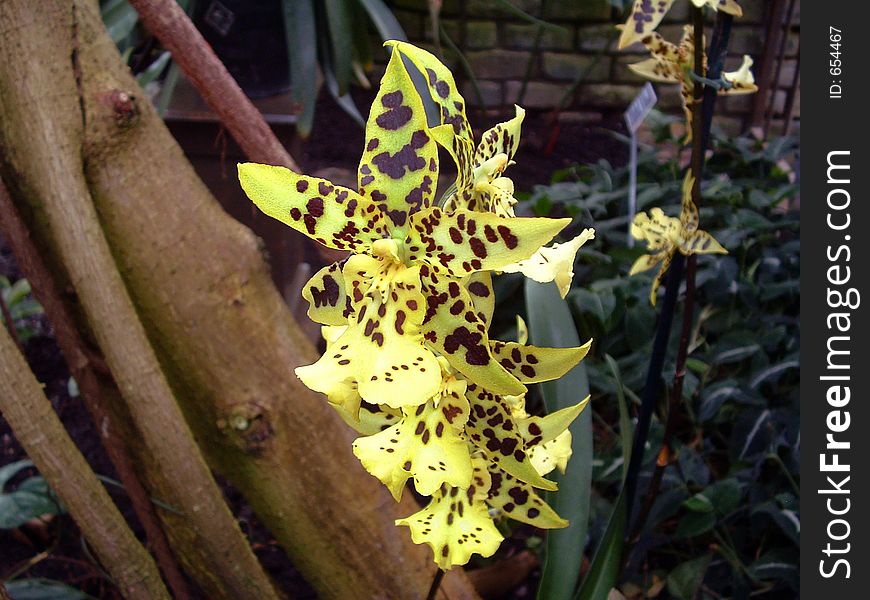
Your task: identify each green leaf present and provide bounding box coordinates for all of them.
[7,278,31,305]
[574,488,627,600]
[604,354,631,478]
[4,579,96,600]
[751,501,799,545]
[525,280,592,600]
[135,51,171,88]
[682,493,714,513]
[0,460,33,488]
[100,0,139,47]
[705,478,741,515]
[283,0,318,137]
[356,0,408,42]
[675,511,715,539]
[710,343,761,364]
[747,548,798,588]
[666,554,711,600]
[0,471,65,530]
[324,0,354,95]
[156,61,181,118]
[319,25,366,128]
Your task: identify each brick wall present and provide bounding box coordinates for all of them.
[386,0,800,134]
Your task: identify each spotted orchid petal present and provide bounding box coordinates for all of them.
[629,251,667,276]
[357,50,439,233]
[463,271,496,327]
[486,466,567,528]
[530,431,574,476]
[628,26,704,145]
[407,207,570,277]
[680,230,728,255]
[627,57,681,84]
[239,163,388,251]
[490,340,592,384]
[474,105,526,168]
[419,271,525,395]
[649,250,674,306]
[721,55,758,94]
[397,455,502,570]
[334,401,401,437]
[353,379,473,500]
[618,0,677,50]
[619,0,742,50]
[631,207,682,251]
[519,397,590,449]
[465,384,557,490]
[516,315,529,346]
[501,228,596,298]
[302,262,351,326]
[453,177,518,216]
[387,41,476,202]
[679,171,699,232]
[296,256,442,408]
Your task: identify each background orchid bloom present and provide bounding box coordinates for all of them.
[629,171,727,305]
[617,0,743,50]
[628,26,757,144]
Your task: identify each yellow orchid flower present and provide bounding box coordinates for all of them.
[530,431,574,476]
[629,171,727,305]
[397,454,503,570]
[352,359,474,500]
[722,54,758,93]
[241,41,599,570]
[482,393,589,528]
[618,0,743,50]
[627,26,757,144]
[389,43,597,298]
[502,228,596,298]
[239,45,571,408]
[398,380,587,568]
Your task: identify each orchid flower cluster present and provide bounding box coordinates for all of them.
[620,1,757,144]
[618,0,757,304]
[239,42,594,569]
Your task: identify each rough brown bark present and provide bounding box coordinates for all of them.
[0,180,191,600]
[0,324,170,600]
[0,1,479,598]
[0,2,282,598]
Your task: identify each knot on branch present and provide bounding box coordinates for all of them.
[96,89,140,129]
[217,402,274,454]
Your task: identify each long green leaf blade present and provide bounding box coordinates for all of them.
[574,489,627,600]
[526,280,592,600]
[605,354,632,478]
[324,0,354,95]
[356,0,407,42]
[282,0,318,137]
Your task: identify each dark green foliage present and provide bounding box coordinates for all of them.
[0,277,44,343]
[515,121,799,598]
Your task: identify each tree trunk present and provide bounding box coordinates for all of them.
[0,1,480,598]
[0,325,170,600]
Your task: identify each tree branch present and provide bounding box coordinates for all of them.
[0,324,170,600]
[1,1,481,598]
[0,2,281,597]
[0,178,191,600]
[126,0,299,172]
